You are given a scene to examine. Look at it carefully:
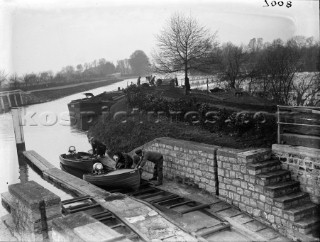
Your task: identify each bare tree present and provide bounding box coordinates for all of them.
[9,73,20,89]
[292,72,320,106]
[0,70,8,88]
[257,39,301,104]
[22,73,37,87]
[153,13,217,94]
[217,43,248,89]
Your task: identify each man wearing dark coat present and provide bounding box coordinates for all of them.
[135,149,163,186]
[89,137,107,157]
[113,152,133,169]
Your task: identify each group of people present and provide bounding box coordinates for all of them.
[88,136,163,186]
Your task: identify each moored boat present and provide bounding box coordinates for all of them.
[59,147,98,173]
[68,91,125,130]
[59,147,140,191]
[83,168,140,191]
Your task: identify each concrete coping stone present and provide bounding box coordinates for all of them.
[8,181,61,209]
[272,144,320,160]
[129,137,220,155]
[216,147,242,158]
[154,137,220,153]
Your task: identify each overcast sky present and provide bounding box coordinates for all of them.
[0,0,319,75]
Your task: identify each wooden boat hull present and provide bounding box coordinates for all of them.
[83,169,141,191]
[60,162,85,179]
[59,152,98,173]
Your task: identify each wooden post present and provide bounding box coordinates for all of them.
[6,93,12,107]
[11,107,26,152]
[277,105,281,144]
[19,91,24,105]
[0,96,4,110]
[13,93,18,107]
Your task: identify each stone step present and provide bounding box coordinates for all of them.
[264,181,300,198]
[293,215,320,237]
[273,192,310,209]
[256,170,291,186]
[283,203,318,222]
[247,159,281,175]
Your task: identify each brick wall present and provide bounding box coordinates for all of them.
[137,137,219,194]
[133,138,320,240]
[272,144,320,204]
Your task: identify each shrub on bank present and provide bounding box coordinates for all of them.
[122,85,277,142]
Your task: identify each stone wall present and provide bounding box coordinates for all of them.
[272,144,320,204]
[217,148,273,217]
[1,180,62,241]
[137,137,220,194]
[136,138,320,240]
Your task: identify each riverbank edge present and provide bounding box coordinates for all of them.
[0,78,130,114]
[24,78,126,104]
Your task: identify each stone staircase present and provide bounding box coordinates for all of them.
[247,157,320,241]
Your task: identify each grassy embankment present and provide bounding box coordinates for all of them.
[21,78,125,106]
[89,84,277,153]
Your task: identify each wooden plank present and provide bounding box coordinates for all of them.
[110,223,125,229]
[137,191,165,200]
[23,150,55,172]
[61,195,91,205]
[179,204,211,214]
[280,112,320,125]
[281,133,320,149]
[148,194,180,204]
[167,200,195,209]
[131,187,158,196]
[92,211,112,217]
[69,204,100,213]
[283,125,320,137]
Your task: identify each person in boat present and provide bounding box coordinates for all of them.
[93,162,104,175]
[134,149,163,186]
[89,137,107,157]
[113,152,133,169]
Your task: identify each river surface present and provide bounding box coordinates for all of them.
[0,78,135,216]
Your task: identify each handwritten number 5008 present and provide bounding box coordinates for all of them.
[264,0,292,8]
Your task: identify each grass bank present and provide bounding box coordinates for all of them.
[22,78,124,106]
[88,84,277,153]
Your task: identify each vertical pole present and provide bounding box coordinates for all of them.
[6,93,12,107]
[277,105,281,144]
[11,107,26,152]
[0,96,4,110]
[20,91,24,105]
[13,93,18,107]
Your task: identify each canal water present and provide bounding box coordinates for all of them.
[0,78,135,216]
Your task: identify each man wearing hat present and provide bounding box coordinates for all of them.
[89,137,107,157]
[135,149,163,186]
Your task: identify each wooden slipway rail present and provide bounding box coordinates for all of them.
[109,180,231,239]
[61,195,141,241]
[22,150,252,241]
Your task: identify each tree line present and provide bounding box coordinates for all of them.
[152,13,320,106]
[0,50,150,91]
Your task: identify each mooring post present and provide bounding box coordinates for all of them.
[11,107,26,153]
[19,91,24,105]
[0,96,4,110]
[6,93,12,107]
